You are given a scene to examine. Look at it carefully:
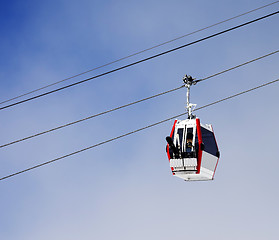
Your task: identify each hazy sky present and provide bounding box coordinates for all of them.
[0,0,279,239]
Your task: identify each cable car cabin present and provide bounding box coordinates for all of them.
[166,117,220,181]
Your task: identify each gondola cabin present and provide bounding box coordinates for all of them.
[166,117,220,181]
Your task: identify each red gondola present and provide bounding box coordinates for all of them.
[166,75,220,181]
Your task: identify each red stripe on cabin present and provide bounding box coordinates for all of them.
[196,118,203,174]
[170,120,177,138]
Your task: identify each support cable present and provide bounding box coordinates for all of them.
[195,50,279,83]
[1,49,278,149]
[1,0,278,106]
[1,10,279,112]
[1,77,279,181]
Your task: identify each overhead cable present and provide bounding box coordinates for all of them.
[194,78,279,111]
[1,10,279,112]
[1,49,278,149]
[1,0,278,106]
[196,49,279,83]
[1,77,279,181]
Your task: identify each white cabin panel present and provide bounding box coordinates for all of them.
[201,151,218,172]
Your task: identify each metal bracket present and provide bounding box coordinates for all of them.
[183,75,197,119]
[183,75,197,86]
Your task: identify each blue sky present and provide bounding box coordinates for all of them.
[1,0,279,239]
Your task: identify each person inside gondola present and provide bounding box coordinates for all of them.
[186,132,194,157]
